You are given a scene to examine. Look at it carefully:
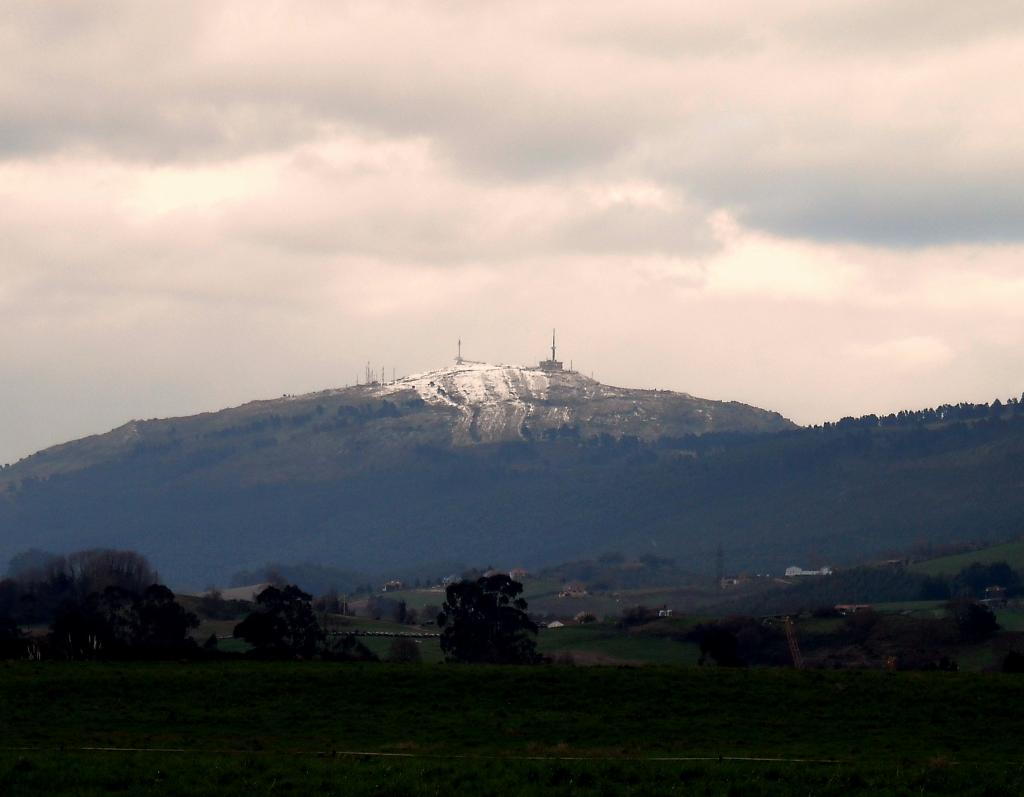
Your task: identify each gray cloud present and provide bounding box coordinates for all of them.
[2,3,1023,244]
[2,2,1024,462]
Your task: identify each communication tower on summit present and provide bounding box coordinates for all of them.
[538,328,564,371]
[455,338,463,365]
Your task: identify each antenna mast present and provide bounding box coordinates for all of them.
[551,328,557,362]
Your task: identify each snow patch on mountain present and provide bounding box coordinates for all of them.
[377,362,561,443]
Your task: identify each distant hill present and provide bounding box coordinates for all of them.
[4,366,1024,591]
[910,541,1024,578]
[0,361,792,586]
[0,362,792,484]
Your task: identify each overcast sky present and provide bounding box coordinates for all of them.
[3,1,1024,464]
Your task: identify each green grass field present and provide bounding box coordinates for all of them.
[910,540,1024,577]
[537,625,701,665]
[871,600,946,615]
[995,608,1024,631]
[5,750,1023,796]
[338,619,701,666]
[6,750,1023,796]
[4,661,1024,794]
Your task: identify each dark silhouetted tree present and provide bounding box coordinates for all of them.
[234,585,324,658]
[437,574,539,664]
[0,614,24,659]
[323,633,377,661]
[66,549,158,596]
[135,585,199,654]
[691,624,742,666]
[48,584,197,659]
[949,599,999,643]
[953,562,1020,598]
[49,598,110,659]
[619,605,657,628]
[1003,650,1024,673]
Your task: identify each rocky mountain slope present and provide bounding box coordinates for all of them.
[378,362,790,444]
[0,362,791,485]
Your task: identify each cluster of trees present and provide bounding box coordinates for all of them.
[1,546,542,665]
[686,599,1002,670]
[49,584,199,659]
[1,548,159,625]
[0,549,199,661]
[231,576,541,664]
[822,397,1024,431]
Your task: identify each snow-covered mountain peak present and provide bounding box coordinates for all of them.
[376,361,586,443]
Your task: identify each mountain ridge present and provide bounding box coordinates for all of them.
[15,364,1024,592]
[0,361,792,485]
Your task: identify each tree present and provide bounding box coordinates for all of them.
[48,584,197,660]
[952,562,1020,598]
[65,549,158,596]
[233,585,324,658]
[323,633,377,662]
[437,574,539,664]
[1003,650,1024,673]
[0,614,24,659]
[387,636,422,663]
[49,596,111,659]
[948,598,999,643]
[689,623,742,666]
[135,585,199,654]
[619,605,656,628]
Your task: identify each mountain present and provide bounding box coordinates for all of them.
[0,361,792,585]
[2,362,791,482]
[5,362,1024,593]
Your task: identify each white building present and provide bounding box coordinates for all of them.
[784,566,833,577]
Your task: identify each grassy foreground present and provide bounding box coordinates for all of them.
[3,661,1024,794]
[3,751,1023,797]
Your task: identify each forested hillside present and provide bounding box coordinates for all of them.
[3,394,1024,588]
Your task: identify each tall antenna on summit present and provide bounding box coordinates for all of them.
[456,338,463,365]
[539,329,564,372]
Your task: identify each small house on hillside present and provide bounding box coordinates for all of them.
[545,620,566,629]
[382,579,404,592]
[509,568,529,581]
[559,583,588,598]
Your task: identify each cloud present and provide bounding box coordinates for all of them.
[3,2,1024,462]
[3,2,1024,244]
[846,336,956,372]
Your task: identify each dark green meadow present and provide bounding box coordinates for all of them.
[5,751,1024,797]
[3,662,1024,794]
